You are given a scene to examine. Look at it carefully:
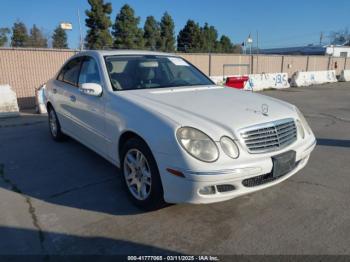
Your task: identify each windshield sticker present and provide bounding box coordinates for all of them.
[168,57,190,66]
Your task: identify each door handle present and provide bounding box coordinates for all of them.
[70,95,76,102]
[52,88,57,94]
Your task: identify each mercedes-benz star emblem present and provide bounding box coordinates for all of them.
[261,104,269,116]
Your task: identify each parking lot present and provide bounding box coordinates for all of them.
[0,82,349,256]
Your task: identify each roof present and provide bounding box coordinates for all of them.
[77,49,177,57]
[260,45,326,55]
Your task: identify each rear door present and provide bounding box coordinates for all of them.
[53,56,83,134]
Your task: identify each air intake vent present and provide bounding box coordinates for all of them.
[242,160,300,187]
[216,184,235,193]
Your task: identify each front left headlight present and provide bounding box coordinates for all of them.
[295,107,312,135]
[176,127,219,162]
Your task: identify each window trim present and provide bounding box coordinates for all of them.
[103,54,215,91]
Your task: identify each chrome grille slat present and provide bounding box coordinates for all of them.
[279,133,297,145]
[245,133,278,142]
[240,118,297,153]
[243,127,275,137]
[277,128,297,139]
[276,123,295,131]
[242,131,277,139]
[278,129,297,140]
[246,137,279,145]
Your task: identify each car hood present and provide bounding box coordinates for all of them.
[120,86,297,139]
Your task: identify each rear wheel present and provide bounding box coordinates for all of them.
[121,137,165,210]
[48,107,65,141]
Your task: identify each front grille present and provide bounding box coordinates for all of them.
[240,118,297,153]
[242,160,300,187]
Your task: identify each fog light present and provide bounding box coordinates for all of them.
[199,186,216,195]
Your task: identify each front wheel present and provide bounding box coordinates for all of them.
[121,137,165,210]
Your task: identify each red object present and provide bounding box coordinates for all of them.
[166,168,185,178]
[225,76,249,89]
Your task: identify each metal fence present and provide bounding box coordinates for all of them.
[0,48,349,109]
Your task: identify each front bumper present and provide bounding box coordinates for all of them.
[156,138,316,204]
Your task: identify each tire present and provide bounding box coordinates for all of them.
[121,137,165,210]
[48,106,66,142]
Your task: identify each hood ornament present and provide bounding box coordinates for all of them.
[261,104,269,116]
[246,104,269,116]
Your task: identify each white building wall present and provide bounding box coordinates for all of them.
[326,46,350,57]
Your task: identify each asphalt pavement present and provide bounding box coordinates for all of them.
[0,82,349,256]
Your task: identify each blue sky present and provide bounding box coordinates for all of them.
[1,0,349,49]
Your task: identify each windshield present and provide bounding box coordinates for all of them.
[104,55,214,91]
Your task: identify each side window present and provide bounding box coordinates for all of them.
[57,57,82,86]
[78,57,101,86]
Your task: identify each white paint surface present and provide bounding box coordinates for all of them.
[0,85,20,118]
[291,70,337,87]
[35,84,47,114]
[245,73,290,91]
[339,70,350,82]
[210,73,290,91]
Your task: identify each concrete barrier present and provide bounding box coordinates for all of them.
[35,84,47,114]
[244,73,290,91]
[291,70,337,87]
[339,70,350,82]
[0,85,20,118]
[211,73,289,91]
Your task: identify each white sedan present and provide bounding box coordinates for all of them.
[45,50,316,210]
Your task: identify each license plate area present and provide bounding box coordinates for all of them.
[272,150,296,178]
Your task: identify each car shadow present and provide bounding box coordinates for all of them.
[0,225,182,255]
[317,138,350,148]
[0,115,173,216]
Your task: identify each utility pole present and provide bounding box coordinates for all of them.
[256,31,259,54]
[78,9,83,51]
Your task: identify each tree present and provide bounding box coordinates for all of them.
[52,25,68,49]
[11,21,29,47]
[159,12,175,52]
[218,35,233,53]
[330,29,350,46]
[112,4,144,49]
[200,23,218,52]
[177,20,201,52]
[85,0,113,49]
[143,16,161,50]
[27,25,48,48]
[232,44,242,54]
[0,28,10,47]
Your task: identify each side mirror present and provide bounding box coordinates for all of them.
[79,83,103,97]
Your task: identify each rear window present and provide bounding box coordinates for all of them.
[57,57,82,86]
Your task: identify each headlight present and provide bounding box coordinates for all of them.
[176,127,219,162]
[295,107,312,135]
[220,136,239,159]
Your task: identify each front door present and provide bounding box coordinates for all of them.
[66,56,109,157]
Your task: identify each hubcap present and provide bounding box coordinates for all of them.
[49,110,58,137]
[123,149,152,200]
